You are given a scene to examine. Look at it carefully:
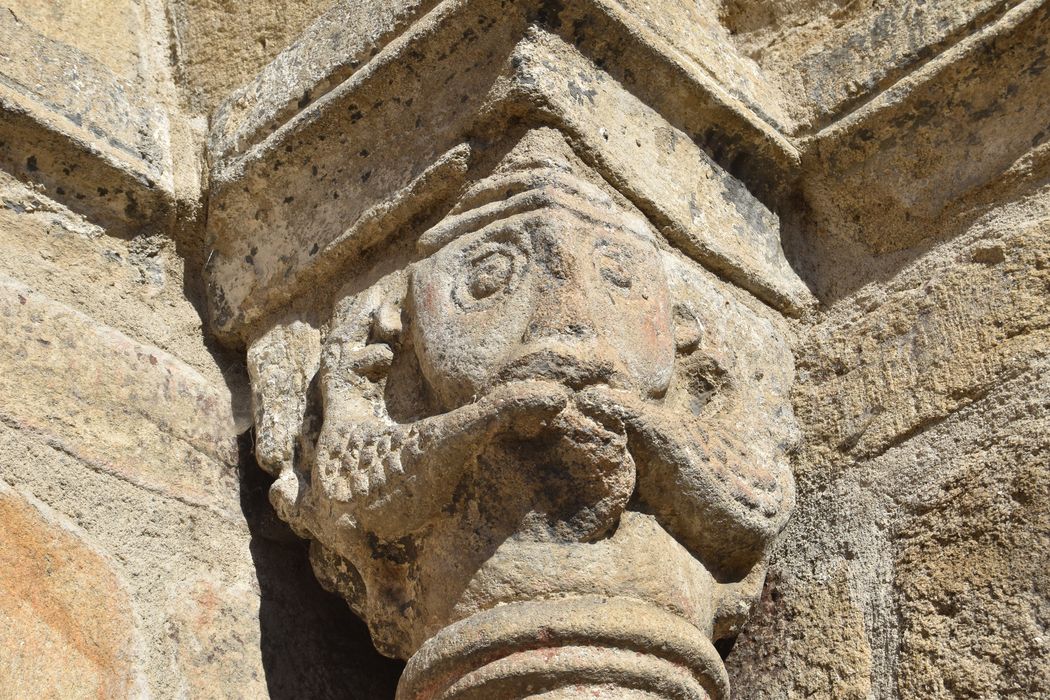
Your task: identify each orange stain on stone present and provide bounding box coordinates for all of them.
[0,488,137,700]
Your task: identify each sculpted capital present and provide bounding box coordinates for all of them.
[245,130,799,699]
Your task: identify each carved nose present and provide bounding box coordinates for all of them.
[522,233,594,344]
[521,281,594,344]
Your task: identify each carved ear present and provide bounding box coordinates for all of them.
[246,318,322,529]
[247,319,322,479]
[666,274,736,406]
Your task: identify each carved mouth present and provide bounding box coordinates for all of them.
[497,349,616,390]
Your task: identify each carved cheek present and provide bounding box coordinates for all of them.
[411,269,458,384]
[419,279,438,318]
[639,290,675,388]
[415,264,455,332]
[651,293,674,349]
[627,260,673,347]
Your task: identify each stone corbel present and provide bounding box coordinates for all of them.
[209,6,810,697]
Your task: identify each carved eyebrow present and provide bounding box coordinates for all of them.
[452,168,608,213]
[417,176,657,255]
[417,188,560,254]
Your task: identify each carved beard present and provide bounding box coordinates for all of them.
[308,366,789,579]
[307,374,640,546]
[302,282,792,584]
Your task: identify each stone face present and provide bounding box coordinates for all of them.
[1,1,1049,698]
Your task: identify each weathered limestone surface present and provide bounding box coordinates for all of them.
[0,0,178,236]
[799,0,1050,258]
[724,0,1033,131]
[167,0,340,114]
[0,482,144,700]
[0,0,1047,698]
[728,188,1050,698]
[0,10,398,693]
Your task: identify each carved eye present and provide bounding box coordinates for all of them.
[466,250,514,299]
[595,244,633,290]
[453,241,525,310]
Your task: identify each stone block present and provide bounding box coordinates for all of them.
[0,3,174,234]
[726,187,1050,697]
[793,192,1050,472]
[726,567,873,699]
[4,1,149,82]
[802,0,1050,254]
[210,0,436,159]
[167,0,344,113]
[0,277,241,515]
[890,365,1050,697]
[0,170,249,397]
[599,0,790,131]
[0,481,144,700]
[727,0,1029,131]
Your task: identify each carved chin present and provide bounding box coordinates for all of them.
[554,406,638,541]
[472,402,637,544]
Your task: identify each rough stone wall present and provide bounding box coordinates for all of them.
[0,1,1046,698]
[729,190,1050,699]
[0,3,400,697]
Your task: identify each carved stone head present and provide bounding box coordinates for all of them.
[410,189,675,410]
[247,129,798,699]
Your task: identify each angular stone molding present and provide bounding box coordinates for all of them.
[0,2,177,235]
[204,0,816,349]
